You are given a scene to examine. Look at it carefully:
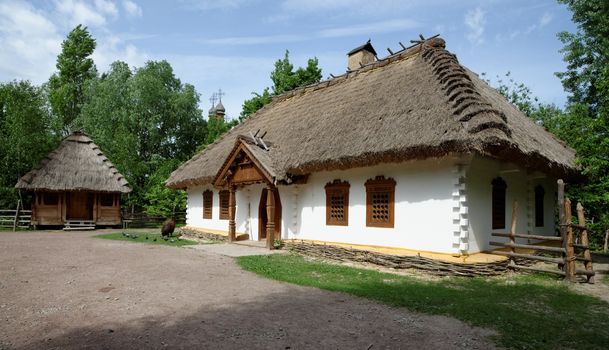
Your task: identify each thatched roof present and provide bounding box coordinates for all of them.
[166,37,577,189]
[16,131,131,193]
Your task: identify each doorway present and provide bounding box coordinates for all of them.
[67,191,93,220]
[258,188,282,241]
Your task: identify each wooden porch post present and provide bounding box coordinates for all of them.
[266,185,275,250]
[563,198,576,282]
[228,185,236,242]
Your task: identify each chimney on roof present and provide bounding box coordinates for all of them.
[347,39,377,71]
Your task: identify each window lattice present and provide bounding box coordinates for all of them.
[365,176,396,228]
[325,180,350,226]
[203,190,213,219]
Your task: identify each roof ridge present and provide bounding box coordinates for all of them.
[421,42,511,138]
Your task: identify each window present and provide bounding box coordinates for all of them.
[365,176,396,228]
[325,180,350,226]
[100,194,114,207]
[219,190,229,220]
[43,192,59,205]
[535,185,545,227]
[203,190,213,219]
[491,177,507,229]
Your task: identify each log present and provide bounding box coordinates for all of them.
[491,251,563,264]
[605,229,609,253]
[575,269,595,276]
[489,241,566,253]
[491,232,563,241]
[563,199,576,281]
[576,202,594,283]
[509,201,518,266]
[508,262,566,276]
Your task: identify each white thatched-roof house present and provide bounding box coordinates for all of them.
[166,37,577,255]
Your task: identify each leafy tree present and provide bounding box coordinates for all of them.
[555,0,609,247]
[0,81,59,207]
[240,50,322,120]
[48,25,97,135]
[78,60,207,215]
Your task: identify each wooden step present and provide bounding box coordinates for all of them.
[64,220,95,231]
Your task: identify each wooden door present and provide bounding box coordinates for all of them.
[67,192,93,220]
[258,188,282,240]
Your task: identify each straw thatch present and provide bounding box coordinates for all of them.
[166,37,577,189]
[15,131,131,193]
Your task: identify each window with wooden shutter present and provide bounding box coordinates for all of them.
[203,190,213,219]
[325,180,350,226]
[534,185,545,227]
[365,176,396,228]
[219,190,229,220]
[491,177,507,229]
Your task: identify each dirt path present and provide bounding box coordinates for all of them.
[0,231,497,349]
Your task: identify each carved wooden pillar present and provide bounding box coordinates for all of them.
[266,185,275,249]
[228,185,236,242]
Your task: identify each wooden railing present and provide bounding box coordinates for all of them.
[121,211,186,228]
[489,180,595,283]
[0,208,32,230]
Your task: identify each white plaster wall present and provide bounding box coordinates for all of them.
[291,158,458,253]
[186,186,250,234]
[466,156,558,253]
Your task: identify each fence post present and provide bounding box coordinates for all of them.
[604,229,608,254]
[576,202,594,283]
[12,200,21,232]
[557,180,566,271]
[563,198,576,282]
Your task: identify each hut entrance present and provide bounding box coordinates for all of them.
[258,188,281,241]
[66,192,93,220]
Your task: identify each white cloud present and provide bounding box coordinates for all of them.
[464,7,485,45]
[123,0,143,17]
[54,0,108,27]
[0,1,62,83]
[95,0,119,17]
[203,34,306,45]
[539,12,552,27]
[178,0,251,11]
[318,19,419,38]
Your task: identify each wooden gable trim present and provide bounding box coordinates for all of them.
[213,140,274,187]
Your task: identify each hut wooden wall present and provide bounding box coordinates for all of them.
[32,191,122,227]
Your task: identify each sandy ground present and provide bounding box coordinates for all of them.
[0,230,497,350]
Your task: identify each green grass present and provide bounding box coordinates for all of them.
[95,232,197,247]
[237,254,609,350]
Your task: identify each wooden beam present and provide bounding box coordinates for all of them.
[492,250,564,264]
[508,201,518,266]
[228,185,236,242]
[508,261,566,276]
[557,179,566,272]
[576,202,594,283]
[266,185,275,250]
[489,241,566,253]
[491,232,563,241]
[563,198,576,281]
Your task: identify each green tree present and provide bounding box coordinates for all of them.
[48,25,97,134]
[78,60,207,214]
[240,50,322,120]
[0,81,59,207]
[556,0,609,247]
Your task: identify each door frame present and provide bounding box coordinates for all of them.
[258,188,282,240]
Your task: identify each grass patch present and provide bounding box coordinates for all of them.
[95,232,197,247]
[237,254,609,350]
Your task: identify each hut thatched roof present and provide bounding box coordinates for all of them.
[15,131,131,193]
[166,37,577,189]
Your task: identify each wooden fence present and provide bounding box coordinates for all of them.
[0,201,32,231]
[121,211,186,229]
[489,180,595,283]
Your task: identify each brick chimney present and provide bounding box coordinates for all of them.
[347,39,377,71]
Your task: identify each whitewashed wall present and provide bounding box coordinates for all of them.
[291,158,458,253]
[184,154,559,255]
[466,155,558,253]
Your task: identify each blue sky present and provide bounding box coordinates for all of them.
[0,0,576,119]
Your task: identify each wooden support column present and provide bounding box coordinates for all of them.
[563,198,576,282]
[557,180,566,271]
[576,202,594,283]
[266,185,275,250]
[228,185,236,242]
[508,201,518,268]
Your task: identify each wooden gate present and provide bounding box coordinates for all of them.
[489,180,595,283]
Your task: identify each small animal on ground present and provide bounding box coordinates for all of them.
[161,218,176,238]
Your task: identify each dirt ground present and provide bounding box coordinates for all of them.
[0,230,497,350]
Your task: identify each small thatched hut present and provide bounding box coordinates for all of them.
[166,36,578,254]
[16,131,131,228]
